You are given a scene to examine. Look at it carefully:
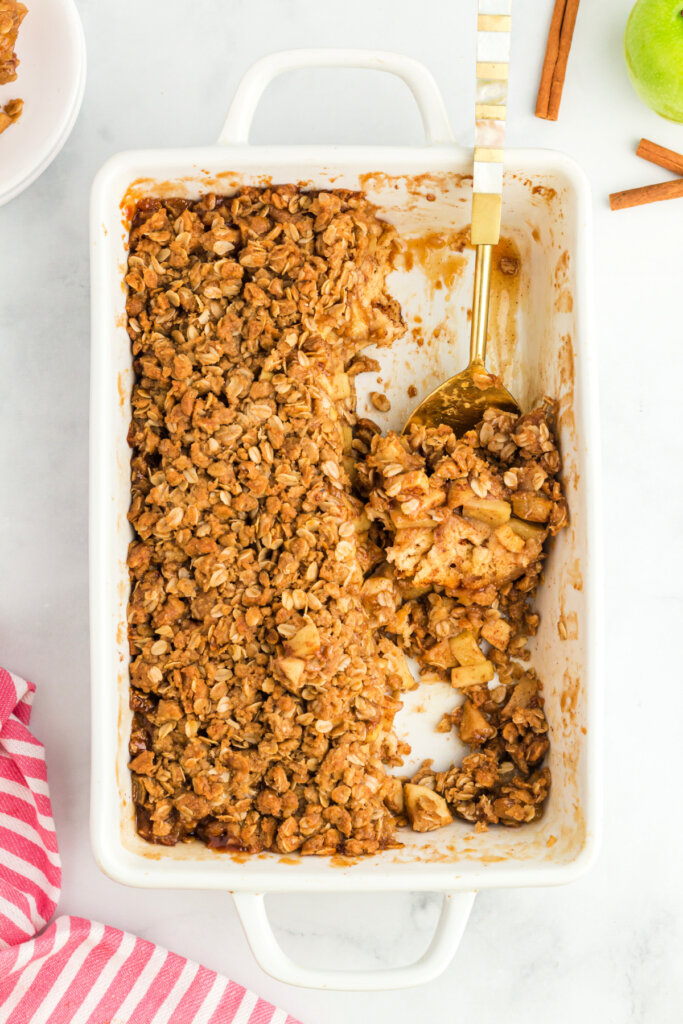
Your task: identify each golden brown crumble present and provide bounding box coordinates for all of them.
[0,1,26,86]
[125,186,567,853]
[0,0,26,135]
[369,391,391,413]
[0,96,22,135]
[356,403,567,829]
[126,187,410,855]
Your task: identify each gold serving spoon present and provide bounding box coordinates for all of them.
[404,0,519,436]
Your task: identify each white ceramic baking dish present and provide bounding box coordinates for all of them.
[90,49,602,991]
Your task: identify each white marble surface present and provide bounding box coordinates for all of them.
[1,0,682,1019]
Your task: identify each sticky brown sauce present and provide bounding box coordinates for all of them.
[397,230,523,383]
[554,249,573,313]
[487,235,523,385]
[359,169,473,199]
[557,332,576,432]
[560,669,581,719]
[565,557,583,592]
[400,230,468,299]
[557,610,579,641]
[532,185,557,202]
[330,854,361,868]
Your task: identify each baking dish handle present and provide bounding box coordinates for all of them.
[218,49,455,146]
[233,890,474,990]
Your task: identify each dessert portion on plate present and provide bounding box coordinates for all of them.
[124,186,567,855]
[0,0,27,134]
[0,96,22,133]
[0,0,26,83]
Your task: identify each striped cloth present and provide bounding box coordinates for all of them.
[0,668,302,1024]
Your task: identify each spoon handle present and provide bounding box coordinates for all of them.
[471,0,511,247]
[470,0,511,365]
[470,243,493,365]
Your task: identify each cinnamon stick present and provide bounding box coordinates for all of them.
[609,178,683,211]
[636,137,683,176]
[535,0,581,121]
[535,0,565,118]
[548,0,580,119]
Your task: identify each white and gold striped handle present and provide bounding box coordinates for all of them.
[472,0,511,245]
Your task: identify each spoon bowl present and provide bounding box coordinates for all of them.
[404,361,520,435]
[403,242,521,436]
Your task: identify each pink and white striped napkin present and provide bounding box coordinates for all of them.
[0,667,303,1024]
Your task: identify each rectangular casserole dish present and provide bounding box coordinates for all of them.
[90,49,602,990]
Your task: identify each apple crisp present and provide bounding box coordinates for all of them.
[357,403,567,830]
[125,186,567,853]
[0,0,26,85]
[126,188,410,854]
[0,0,26,135]
[0,96,22,135]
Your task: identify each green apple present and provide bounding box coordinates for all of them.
[625,0,683,121]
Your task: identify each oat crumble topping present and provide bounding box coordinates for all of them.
[125,186,567,852]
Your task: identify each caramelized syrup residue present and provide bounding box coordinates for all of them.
[487,235,523,384]
[401,230,469,299]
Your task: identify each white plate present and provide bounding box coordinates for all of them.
[0,0,85,206]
